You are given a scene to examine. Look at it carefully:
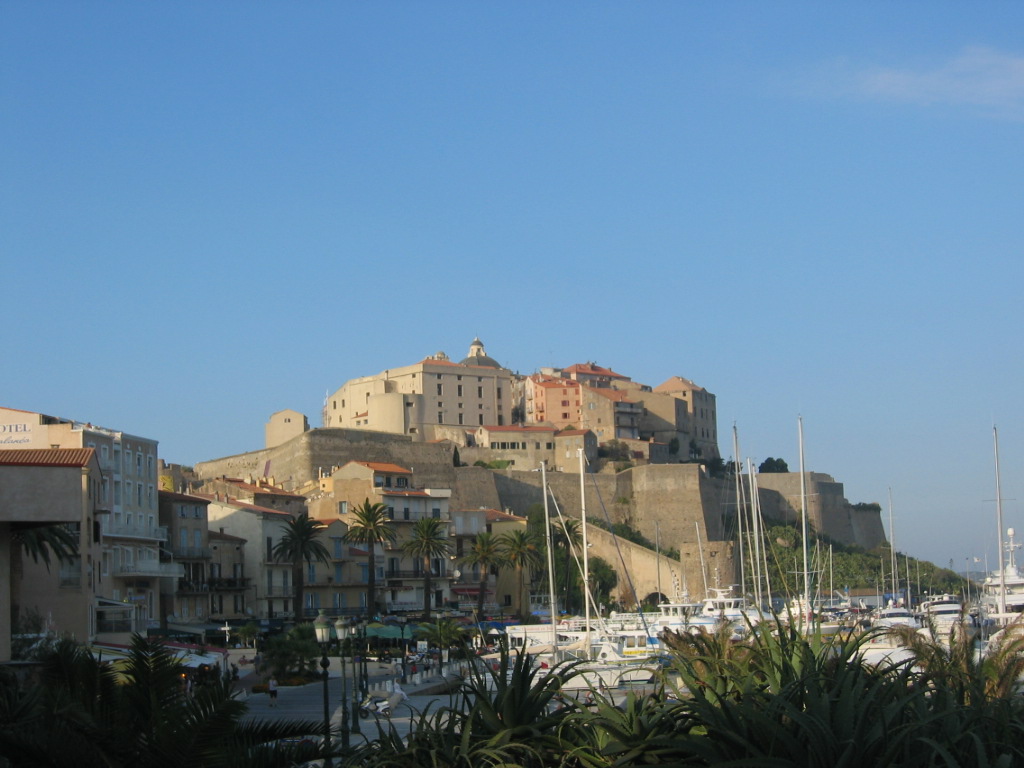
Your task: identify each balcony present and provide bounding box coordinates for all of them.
[104,521,168,541]
[176,579,209,594]
[261,586,292,598]
[114,561,184,578]
[209,576,250,591]
[170,546,211,560]
[385,569,450,580]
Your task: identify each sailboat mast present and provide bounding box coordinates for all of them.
[888,488,898,603]
[655,521,662,602]
[995,426,1007,617]
[696,521,709,597]
[733,425,746,596]
[541,461,558,649]
[798,417,811,621]
[579,448,591,659]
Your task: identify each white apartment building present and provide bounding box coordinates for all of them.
[0,407,175,632]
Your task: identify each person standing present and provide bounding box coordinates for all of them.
[268,676,278,707]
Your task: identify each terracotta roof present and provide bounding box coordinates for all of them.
[158,490,211,504]
[536,378,579,389]
[349,461,412,474]
[564,362,628,379]
[480,425,555,433]
[208,530,246,543]
[485,509,526,523]
[218,478,304,497]
[653,376,704,393]
[585,387,636,403]
[193,494,292,517]
[0,448,96,467]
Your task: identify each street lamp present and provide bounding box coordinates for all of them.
[333,617,350,749]
[398,616,408,684]
[350,618,362,736]
[313,611,334,768]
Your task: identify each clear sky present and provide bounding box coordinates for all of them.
[3,3,1022,570]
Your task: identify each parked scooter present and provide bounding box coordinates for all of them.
[359,695,391,719]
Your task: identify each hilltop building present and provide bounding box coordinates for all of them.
[323,338,514,439]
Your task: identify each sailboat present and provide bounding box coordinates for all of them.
[980,427,1024,628]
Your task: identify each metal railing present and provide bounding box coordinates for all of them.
[113,561,183,578]
[104,521,169,541]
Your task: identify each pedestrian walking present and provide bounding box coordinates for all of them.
[268,675,278,707]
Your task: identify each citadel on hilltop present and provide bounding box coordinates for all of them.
[308,337,719,465]
[0,340,886,662]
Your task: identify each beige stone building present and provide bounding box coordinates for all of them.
[306,460,454,617]
[323,339,514,439]
[524,374,582,430]
[579,386,641,443]
[0,407,170,631]
[265,409,309,449]
[207,529,250,622]
[651,377,719,459]
[202,495,295,623]
[0,449,106,658]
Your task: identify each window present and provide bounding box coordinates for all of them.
[479,415,484,425]
[335,563,343,582]
[457,385,463,396]
[338,500,348,515]
[396,477,407,488]
[432,508,441,519]
[477,386,483,397]
[194,529,202,549]
[437,411,443,422]
[437,383,443,395]
[137,484,143,506]
[497,387,502,400]
[136,453,142,474]
[180,529,189,550]
[458,413,464,425]
[561,400,570,407]
[308,562,316,582]
[334,538,344,558]
[266,537,274,561]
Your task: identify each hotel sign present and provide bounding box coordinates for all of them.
[0,422,33,446]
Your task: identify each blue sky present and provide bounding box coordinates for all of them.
[3,3,1023,570]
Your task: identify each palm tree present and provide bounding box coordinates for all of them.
[461,532,504,619]
[550,517,582,613]
[342,499,396,618]
[402,517,450,621]
[272,513,330,622]
[499,529,543,619]
[0,634,327,767]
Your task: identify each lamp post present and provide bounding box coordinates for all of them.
[399,617,408,684]
[313,612,334,768]
[333,617,350,749]
[350,618,362,736]
[359,619,369,698]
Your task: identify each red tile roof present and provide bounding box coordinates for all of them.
[0,448,96,467]
[349,461,412,474]
[564,363,628,379]
[585,387,636,403]
[480,425,555,433]
[193,494,292,517]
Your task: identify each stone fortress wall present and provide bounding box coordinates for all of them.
[194,429,885,601]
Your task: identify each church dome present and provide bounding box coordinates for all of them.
[460,337,502,368]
